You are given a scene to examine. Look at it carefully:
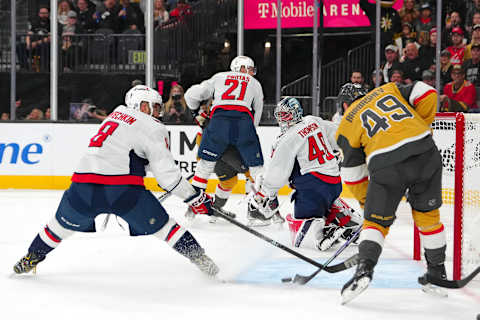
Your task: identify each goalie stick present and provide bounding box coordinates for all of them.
[282,225,362,285]
[212,207,358,274]
[423,266,480,289]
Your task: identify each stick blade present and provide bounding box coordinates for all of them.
[426,266,480,289]
[292,274,311,285]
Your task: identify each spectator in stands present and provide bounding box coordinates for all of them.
[58,0,73,26]
[382,44,402,83]
[359,0,402,51]
[15,97,31,120]
[466,1,480,34]
[421,69,435,87]
[463,43,480,86]
[413,2,435,45]
[367,69,384,89]
[76,0,97,33]
[61,11,85,71]
[390,69,405,85]
[399,0,419,25]
[419,27,438,69]
[1,113,9,120]
[163,84,193,124]
[350,70,364,85]
[464,24,480,60]
[87,105,108,122]
[154,0,170,29]
[441,65,477,112]
[25,108,45,120]
[45,107,51,120]
[443,11,466,47]
[169,0,192,23]
[93,0,121,33]
[446,27,466,65]
[401,42,429,83]
[440,49,453,92]
[118,0,145,33]
[396,22,417,55]
[17,6,51,70]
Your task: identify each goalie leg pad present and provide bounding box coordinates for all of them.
[286,214,325,249]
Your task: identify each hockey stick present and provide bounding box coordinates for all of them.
[283,225,362,285]
[212,207,357,274]
[100,173,195,231]
[424,266,480,289]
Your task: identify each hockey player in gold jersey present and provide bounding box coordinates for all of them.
[336,82,448,303]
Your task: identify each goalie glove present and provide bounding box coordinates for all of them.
[248,191,279,219]
[185,190,213,215]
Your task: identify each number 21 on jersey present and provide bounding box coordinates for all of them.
[221,79,248,101]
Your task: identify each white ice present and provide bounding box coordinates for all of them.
[2,190,479,320]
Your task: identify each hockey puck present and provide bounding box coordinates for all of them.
[281,277,292,283]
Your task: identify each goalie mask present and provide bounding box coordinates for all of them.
[230,55,256,75]
[125,85,163,116]
[337,83,368,114]
[274,97,303,133]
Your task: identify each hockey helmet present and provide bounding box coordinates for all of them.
[125,85,163,116]
[230,55,256,75]
[337,83,368,112]
[274,97,303,133]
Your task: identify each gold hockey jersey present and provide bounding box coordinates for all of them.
[335,81,438,204]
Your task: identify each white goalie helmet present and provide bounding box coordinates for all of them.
[274,97,304,133]
[230,55,256,75]
[125,85,163,116]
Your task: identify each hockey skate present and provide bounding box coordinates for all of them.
[341,259,375,305]
[272,212,285,224]
[13,252,46,274]
[190,253,219,277]
[247,203,271,227]
[418,263,448,298]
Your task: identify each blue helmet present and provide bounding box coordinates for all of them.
[274,97,303,133]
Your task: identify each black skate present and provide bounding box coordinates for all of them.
[247,203,271,227]
[191,253,219,277]
[341,259,374,305]
[13,252,46,274]
[418,263,448,297]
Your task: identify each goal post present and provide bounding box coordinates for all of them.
[413,112,480,281]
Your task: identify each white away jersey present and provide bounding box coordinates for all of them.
[72,105,189,195]
[262,115,340,196]
[184,71,264,126]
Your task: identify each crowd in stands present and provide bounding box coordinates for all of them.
[358,0,480,113]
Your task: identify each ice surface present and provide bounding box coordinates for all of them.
[2,190,479,320]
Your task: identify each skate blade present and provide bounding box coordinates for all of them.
[247,219,272,227]
[341,277,370,305]
[421,283,448,298]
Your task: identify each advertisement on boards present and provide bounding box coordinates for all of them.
[244,0,403,29]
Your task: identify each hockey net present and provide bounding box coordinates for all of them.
[413,112,480,280]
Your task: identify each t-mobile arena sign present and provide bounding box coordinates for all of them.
[244,0,403,29]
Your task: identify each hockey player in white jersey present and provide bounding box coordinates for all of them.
[13,85,219,277]
[184,55,267,224]
[249,97,362,250]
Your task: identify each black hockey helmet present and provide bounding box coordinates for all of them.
[337,83,368,114]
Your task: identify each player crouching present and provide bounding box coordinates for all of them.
[248,97,362,250]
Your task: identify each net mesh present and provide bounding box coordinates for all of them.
[432,114,480,278]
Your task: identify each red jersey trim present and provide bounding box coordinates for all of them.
[344,176,369,185]
[310,172,341,184]
[413,89,436,105]
[210,105,254,122]
[71,173,144,186]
